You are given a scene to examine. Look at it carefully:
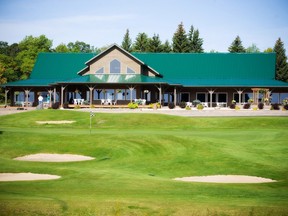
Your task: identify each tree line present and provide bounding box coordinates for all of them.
[0,22,288,92]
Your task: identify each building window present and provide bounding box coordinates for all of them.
[180,93,190,102]
[95,67,104,74]
[127,67,136,74]
[196,93,207,102]
[110,59,121,74]
[217,93,227,102]
[233,92,252,103]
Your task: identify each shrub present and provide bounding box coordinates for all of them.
[179,101,186,109]
[168,102,175,109]
[63,102,69,109]
[270,103,280,110]
[83,100,89,105]
[230,104,236,109]
[185,106,191,110]
[52,102,60,109]
[243,103,251,109]
[128,102,138,109]
[192,100,201,107]
[258,102,264,110]
[284,104,288,110]
[74,105,81,109]
[197,103,204,110]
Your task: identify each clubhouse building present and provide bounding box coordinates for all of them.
[2,44,288,108]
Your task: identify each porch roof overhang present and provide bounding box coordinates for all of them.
[1,78,60,88]
[56,74,170,85]
[172,78,288,88]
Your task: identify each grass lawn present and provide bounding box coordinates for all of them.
[0,110,288,215]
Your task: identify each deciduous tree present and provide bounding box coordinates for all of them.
[16,35,52,79]
[246,43,260,53]
[67,41,93,53]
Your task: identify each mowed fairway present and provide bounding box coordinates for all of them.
[0,110,287,216]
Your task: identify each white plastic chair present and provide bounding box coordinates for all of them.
[106,99,112,105]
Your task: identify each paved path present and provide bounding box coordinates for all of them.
[1,106,288,117]
[75,107,288,117]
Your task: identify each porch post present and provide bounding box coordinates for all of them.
[208,89,215,108]
[24,89,30,109]
[237,90,243,105]
[53,87,56,103]
[128,86,134,103]
[87,85,95,106]
[159,85,162,106]
[4,89,9,107]
[48,89,53,107]
[251,88,258,105]
[60,85,67,108]
[174,87,177,106]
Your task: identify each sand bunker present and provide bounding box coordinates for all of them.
[174,175,276,183]
[14,153,94,162]
[36,120,75,124]
[0,173,60,182]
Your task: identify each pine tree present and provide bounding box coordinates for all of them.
[172,22,189,53]
[273,38,288,82]
[147,34,162,52]
[228,36,246,53]
[133,33,149,52]
[191,29,204,53]
[161,40,172,53]
[121,29,132,52]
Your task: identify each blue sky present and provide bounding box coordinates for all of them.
[0,0,287,52]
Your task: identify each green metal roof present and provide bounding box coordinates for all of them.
[133,52,283,87]
[2,49,288,88]
[58,74,167,84]
[3,78,59,87]
[2,52,96,87]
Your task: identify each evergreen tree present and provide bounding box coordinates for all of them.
[191,29,204,53]
[147,34,162,52]
[172,22,189,53]
[121,29,132,52]
[273,38,288,82]
[228,36,246,53]
[133,33,149,52]
[161,40,172,53]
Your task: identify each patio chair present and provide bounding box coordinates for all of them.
[101,99,105,105]
[106,99,112,105]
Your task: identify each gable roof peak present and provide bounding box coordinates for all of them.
[78,43,161,76]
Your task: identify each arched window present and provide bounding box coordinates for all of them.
[110,59,121,73]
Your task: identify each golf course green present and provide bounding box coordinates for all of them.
[0,110,287,215]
